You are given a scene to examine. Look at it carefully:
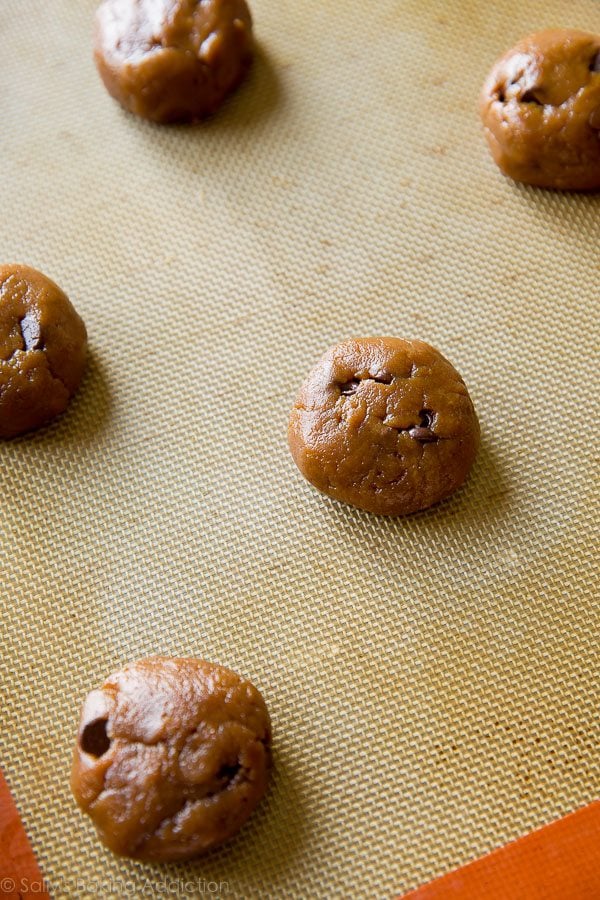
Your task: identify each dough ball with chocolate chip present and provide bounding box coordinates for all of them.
[0,264,87,439]
[94,0,253,123]
[71,657,271,861]
[480,29,600,190]
[288,337,480,516]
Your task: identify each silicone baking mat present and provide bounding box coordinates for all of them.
[1,1,599,897]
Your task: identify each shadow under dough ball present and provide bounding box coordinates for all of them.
[0,265,87,439]
[94,0,253,123]
[288,337,480,517]
[480,29,600,190]
[71,657,271,861]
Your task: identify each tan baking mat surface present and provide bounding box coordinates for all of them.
[1,1,599,897]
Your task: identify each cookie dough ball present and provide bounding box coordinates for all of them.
[288,338,480,516]
[480,29,600,190]
[94,0,253,123]
[0,265,87,439]
[71,657,271,861]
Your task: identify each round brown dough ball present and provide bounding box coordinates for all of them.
[94,0,253,123]
[288,338,480,517]
[71,657,271,861]
[0,265,87,439]
[480,29,600,190]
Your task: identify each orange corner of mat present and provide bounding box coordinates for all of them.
[401,800,600,900]
[0,769,50,900]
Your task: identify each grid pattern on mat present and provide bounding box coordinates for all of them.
[1,1,599,897]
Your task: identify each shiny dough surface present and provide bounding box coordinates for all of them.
[480,29,600,189]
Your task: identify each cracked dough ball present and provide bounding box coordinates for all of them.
[288,337,480,516]
[0,264,87,439]
[480,29,600,190]
[94,0,253,123]
[71,657,271,861]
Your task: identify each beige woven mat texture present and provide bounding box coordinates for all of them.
[1,0,599,897]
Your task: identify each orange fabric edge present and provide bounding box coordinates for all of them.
[400,800,600,900]
[0,769,49,899]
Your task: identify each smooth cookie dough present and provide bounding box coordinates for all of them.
[288,337,480,516]
[71,657,271,861]
[480,29,600,190]
[0,265,87,439]
[94,0,253,123]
